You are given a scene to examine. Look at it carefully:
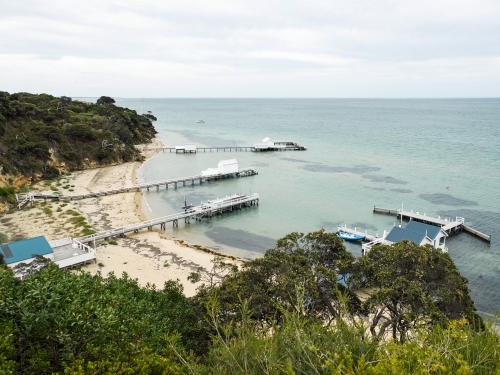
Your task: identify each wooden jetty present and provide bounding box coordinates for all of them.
[137,144,307,153]
[373,206,491,243]
[76,193,259,245]
[15,169,258,208]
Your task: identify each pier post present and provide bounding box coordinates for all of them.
[173,219,178,227]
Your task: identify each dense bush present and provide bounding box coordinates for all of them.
[0,263,203,373]
[0,92,157,178]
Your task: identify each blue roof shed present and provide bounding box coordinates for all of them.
[385,221,445,244]
[0,236,53,265]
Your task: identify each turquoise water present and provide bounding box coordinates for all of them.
[117,98,499,315]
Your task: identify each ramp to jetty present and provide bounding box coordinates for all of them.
[76,193,259,245]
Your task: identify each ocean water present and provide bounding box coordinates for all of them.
[115,98,499,316]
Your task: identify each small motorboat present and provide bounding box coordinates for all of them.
[337,231,366,241]
[196,120,205,123]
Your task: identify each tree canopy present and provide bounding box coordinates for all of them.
[0,91,157,179]
[354,240,480,342]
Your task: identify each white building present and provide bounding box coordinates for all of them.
[175,143,197,153]
[253,137,275,150]
[362,221,448,254]
[200,159,239,177]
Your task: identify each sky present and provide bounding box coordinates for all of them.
[1,0,499,98]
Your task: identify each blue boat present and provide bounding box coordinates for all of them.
[337,231,366,241]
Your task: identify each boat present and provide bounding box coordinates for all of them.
[337,231,366,241]
[196,120,205,123]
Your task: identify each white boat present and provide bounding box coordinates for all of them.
[196,120,205,123]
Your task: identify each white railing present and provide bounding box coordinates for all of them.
[73,239,96,253]
[76,193,259,243]
[48,237,73,248]
[55,252,96,269]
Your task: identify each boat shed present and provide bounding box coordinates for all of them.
[0,236,54,268]
[218,159,238,174]
[384,221,448,252]
[175,143,197,153]
[253,137,276,150]
[200,159,239,177]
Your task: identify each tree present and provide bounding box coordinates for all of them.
[96,96,115,105]
[192,229,360,326]
[356,240,479,343]
[188,255,238,288]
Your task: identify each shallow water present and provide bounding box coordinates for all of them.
[114,98,499,315]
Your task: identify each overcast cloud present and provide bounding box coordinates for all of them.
[1,0,499,97]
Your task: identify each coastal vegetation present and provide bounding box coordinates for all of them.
[1,230,499,374]
[0,92,157,184]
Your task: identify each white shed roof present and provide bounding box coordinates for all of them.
[219,159,238,166]
[262,137,271,143]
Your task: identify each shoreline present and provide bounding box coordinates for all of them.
[0,138,242,297]
[79,138,242,296]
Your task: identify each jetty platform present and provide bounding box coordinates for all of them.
[373,206,491,243]
[76,193,259,245]
[137,143,307,153]
[15,169,257,209]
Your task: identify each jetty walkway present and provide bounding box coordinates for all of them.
[15,169,257,210]
[76,193,259,245]
[137,143,307,153]
[373,206,491,242]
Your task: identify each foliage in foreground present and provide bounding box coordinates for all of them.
[189,302,500,375]
[0,263,203,374]
[0,230,498,374]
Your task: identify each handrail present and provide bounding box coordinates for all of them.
[76,194,259,243]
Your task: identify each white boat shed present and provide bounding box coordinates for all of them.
[175,143,197,153]
[200,159,239,177]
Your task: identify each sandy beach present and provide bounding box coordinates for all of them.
[0,139,241,297]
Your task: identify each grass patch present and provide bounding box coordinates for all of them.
[68,189,74,192]
[108,240,118,245]
[81,228,96,236]
[68,216,86,225]
[163,262,170,268]
[42,207,52,215]
[50,187,59,192]
[56,207,62,212]
[43,180,53,186]
[66,209,80,216]
[98,262,104,267]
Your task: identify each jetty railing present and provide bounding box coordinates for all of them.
[76,193,259,244]
[16,169,258,207]
[373,206,491,243]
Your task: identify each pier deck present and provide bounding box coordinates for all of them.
[373,206,491,242]
[16,169,257,208]
[76,193,259,244]
[137,144,307,153]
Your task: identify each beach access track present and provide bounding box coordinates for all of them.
[76,193,259,245]
[15,169,258,210]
